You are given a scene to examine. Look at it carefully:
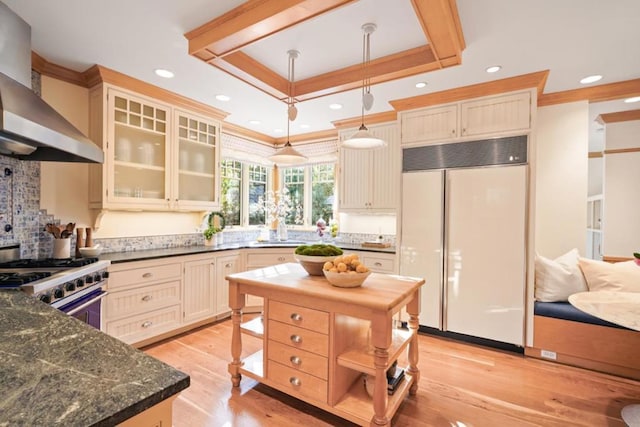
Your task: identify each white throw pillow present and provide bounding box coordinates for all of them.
[578,258,640,292]
[535,249,588,302]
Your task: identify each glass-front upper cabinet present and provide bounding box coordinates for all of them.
[108,88,171,209]
[173,109,220,210]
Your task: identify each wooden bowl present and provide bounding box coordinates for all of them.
[294,254,337,276]
[323,269,371,288]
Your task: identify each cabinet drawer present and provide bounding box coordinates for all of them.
[362,255,395,273]
[246,252,294,267]
[268,300,329,334]
[106,304,182,345]
[268,320,329,356]
[105,280,181,320]
[267,340,328,380]
[109,262,181,289]
[267,360,327,403]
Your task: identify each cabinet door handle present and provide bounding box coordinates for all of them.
[289,377,301,387]
[141,295,152,302]
[374,262,382,267]
[290,334,302,344]
[225,263,232,268]
[141,321,153,328]
[290,313,303,322]
[277,256,286,261]
[290,356,302,366]
[142,272,153,278]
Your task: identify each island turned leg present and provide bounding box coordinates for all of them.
[371,313,392,427]
[406,290,420,395]
[228,281,243,387]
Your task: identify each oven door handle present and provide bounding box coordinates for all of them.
[66,291,109,316]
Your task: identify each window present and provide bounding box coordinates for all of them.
[221,160,271,227]
[280,163,336,227]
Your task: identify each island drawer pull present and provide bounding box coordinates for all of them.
[290,356,302,366]
[277,256,286,261]
[374,262,382,267]
[290,334,302,344]
[142,272,153,278]
[225,263,232,268]
[290,313,303,322]
[141,320,153,328]
[141,295,152,302]
[289,377,301,387]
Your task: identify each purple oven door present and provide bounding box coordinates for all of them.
[58,288,107,330]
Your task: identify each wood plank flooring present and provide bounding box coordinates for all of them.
[144,318,640,426]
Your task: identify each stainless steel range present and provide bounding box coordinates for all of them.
[0,246,110,329]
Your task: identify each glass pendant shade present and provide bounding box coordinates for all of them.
[342,124,386,149]
[269,141,307,164]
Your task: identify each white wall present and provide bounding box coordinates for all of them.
[535,101,589,258]
[602,119,640,258]
[587,157,603,196]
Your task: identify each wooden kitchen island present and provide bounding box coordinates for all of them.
[226,263,424,427]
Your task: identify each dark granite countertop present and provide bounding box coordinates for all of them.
[99,240,396,264]
[0,290,189,426]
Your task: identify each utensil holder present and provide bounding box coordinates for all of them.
[53,238,71,259]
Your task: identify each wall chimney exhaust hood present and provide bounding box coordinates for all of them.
[0,1,104,163]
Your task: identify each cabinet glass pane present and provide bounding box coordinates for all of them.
[143,105,154,118]
[176,113,217,203]
[130,115,141,127]
[114,96,127,110]
[156,110,166,121]
[130,101,141,114]
[114,110,127,124]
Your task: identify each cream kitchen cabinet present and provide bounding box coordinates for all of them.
[338,122,401,212]
[183,254,217,324]
[215,252,242,315]
[88,84,221,215]
[399,91,532,146]
[105,259,183,346]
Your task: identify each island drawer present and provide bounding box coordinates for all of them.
[268,300,329,334]
[267,360,327,403]
[268,320,329,356]
[105,280,181,319]
[267,340,328,380]
[108,262,182,289]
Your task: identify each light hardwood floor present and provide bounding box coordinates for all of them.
[144,318,640,427]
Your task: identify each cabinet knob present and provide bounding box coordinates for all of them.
[290,313,303,322]
[142,272,153,278]
[141,321,153,328]
[290,334,302,344]
[225,263,232,268]
[374,262,382,267]
[289,377,301,387]
[451,129,455,134]
[290,356,302,366]
[141,295,152,302]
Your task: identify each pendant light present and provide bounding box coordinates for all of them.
[342,23,386,150]
[269,49,307,165]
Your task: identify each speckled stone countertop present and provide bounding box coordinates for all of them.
[0,290,189,426]
[99,240,396,264]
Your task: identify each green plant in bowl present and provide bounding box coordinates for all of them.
[294,244,343,275]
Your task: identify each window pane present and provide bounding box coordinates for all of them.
[221,160,242,226]
[283,167,304,225]
[248,164,267,225]
[311,164,335,224]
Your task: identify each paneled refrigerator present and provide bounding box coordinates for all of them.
[400,136,528,346]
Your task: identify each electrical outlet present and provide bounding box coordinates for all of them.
[541,349,557,360]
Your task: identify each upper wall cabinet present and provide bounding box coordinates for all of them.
[400,91,532,146]
[338,122,400,212]
[89,85,221,212]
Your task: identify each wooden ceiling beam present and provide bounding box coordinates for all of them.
[185,0,357,58]
[539,78,640,106]
[411,0,465,61]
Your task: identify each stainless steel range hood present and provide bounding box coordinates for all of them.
[0,1,104,163]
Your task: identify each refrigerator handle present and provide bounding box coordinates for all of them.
[441,169,449,331]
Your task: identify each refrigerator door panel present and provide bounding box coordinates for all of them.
[400,171,444,328]
[445,165,526,345]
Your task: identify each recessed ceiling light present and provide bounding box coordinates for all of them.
[415,82,427,88]
[624,96,640,103]
[154,69,174,78]
[486,66,501,73]
[248,120,261,125]
[215,94,230,101]
[299,124,310,129]
[329,103,343,110]
[580,75,602,84]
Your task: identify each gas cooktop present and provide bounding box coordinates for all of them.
[0,271,52,287]
[0,257,99,269]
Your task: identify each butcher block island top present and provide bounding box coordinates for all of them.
[226,263,425,427]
